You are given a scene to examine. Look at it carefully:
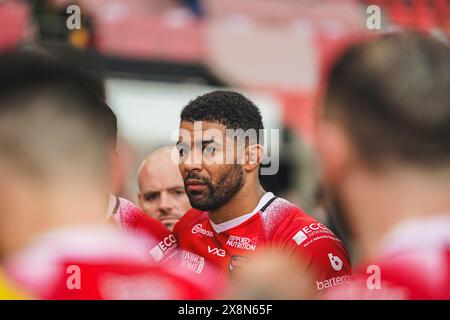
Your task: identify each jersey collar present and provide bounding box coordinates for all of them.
[209,192,275,233]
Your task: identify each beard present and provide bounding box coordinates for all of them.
[184,165,245,211]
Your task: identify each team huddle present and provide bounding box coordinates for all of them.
[0,32,449,300]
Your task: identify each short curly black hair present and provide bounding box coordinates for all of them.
[180,90,264,135]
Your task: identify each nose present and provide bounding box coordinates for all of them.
[181,162,202,174]
[158,192,174,214]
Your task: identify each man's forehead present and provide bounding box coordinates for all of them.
[142,157,179,177]
[140,163,183,190]
[179,121,227,132]
[179,121,231,143]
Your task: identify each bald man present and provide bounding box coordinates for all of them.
[138,147,190,230]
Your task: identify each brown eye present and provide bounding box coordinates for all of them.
[145,194,158,201]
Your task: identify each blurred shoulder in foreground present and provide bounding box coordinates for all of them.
[318,32,450,300]
[0,51,222,299]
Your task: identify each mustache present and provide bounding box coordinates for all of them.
[184,172,210,185]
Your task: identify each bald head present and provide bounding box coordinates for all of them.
[137,147,190,230]
[138,147,175,188]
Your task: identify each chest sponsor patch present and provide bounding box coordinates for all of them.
[207,246,226,257]
[191,224,214,237]
[181,251,205,274]
[226,235,257,251]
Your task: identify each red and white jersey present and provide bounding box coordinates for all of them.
[326,215,450,300]
[4,226,220,299]
[174,192,351,291]
[107,195,177,263]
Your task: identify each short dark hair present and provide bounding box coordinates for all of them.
[0,51,111,175]
[71,67,117,148]
[99,100,118,149]
[180,90,264,141]
[323,32,450,169]
[17,44,118,149]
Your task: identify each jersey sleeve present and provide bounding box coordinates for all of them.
[118,197,171,241]
[117,198,178,263]
[272,210,352,292]
[173,208,203,243]
[172,212,184,241]
[134,213,171,241]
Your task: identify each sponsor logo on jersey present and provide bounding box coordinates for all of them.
[316,275,351,291]
[292,223,338,248]
[226,235,257,251]
[292,230,308,245]
[149,234,177,262]
[181,251,205,274]
[191,224,214,237]
[302,222,330,234]
[328,253,343,271]
[207,246,226,257]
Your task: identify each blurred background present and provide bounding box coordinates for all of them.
[1,0,449,217]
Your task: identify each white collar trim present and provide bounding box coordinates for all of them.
[209,192,275,233]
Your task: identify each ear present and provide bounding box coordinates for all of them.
[316,120,354,186]
[244,144,263,172]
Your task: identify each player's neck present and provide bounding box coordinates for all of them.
[347,168,450,263]
[209,182,266,225]
[1,187,108,261]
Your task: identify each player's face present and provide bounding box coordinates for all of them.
[138,157,190,230]
[177,121,245,211]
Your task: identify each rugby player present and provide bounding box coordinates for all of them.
[0,52,218,299]
[173,90,351,291]
[318,32,450,299]
[137,147,191,231]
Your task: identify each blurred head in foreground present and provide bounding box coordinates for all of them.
[317,32,450,261]
[227,250,316,300]
[0,51,113,260]
[137,147,190,230]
